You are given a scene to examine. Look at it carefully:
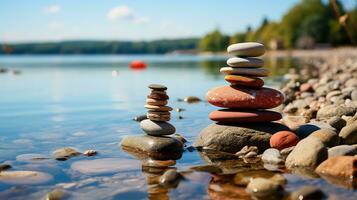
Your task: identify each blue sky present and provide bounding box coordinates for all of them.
[0,0,354,43]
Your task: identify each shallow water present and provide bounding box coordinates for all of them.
[0,55,355,199]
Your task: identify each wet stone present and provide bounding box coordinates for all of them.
[246,177,284,198]
[121,135,183,160]
[0,170,53,184]
[159,169,183,188]
[53,147,81,161]
[184,96,201,103]
[195,123,289,153]
[290,186,324,200]
[83,150,97,156]
[45,189,67,200]
[233,170,286,186]
[0,163,11,172]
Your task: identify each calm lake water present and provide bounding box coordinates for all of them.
[0,55,355,199]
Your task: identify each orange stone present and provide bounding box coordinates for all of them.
[209,109,282,123]
[206,85,285,109]
[270,131,299,150]
[225,75,264,88]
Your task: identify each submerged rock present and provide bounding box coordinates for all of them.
[45,189,67,200]
[190,165,222,174]
[53,147,81,161]
[121,135,183,160]
[0,163,11,172]
[159,169,183,188]
[285,137,328,169]
[71,158,139,175]
[233,170,286,186]
[195,122,289,153]
[0,170,52,184]
[16,153,50,162]
[246,177,284,198]
[184,96,201,103]
[290,186,324,200]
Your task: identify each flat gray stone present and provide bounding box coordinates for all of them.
[328,145,357,157]
[140,119,175,136]
[227,42,265,57]
[53,147,81,161]
[194,122,289,153]
[226,57,264,67]
[285,137,328,169]
[121,135,183,160]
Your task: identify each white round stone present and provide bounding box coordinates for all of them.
[140,119,176,136]
[227,42,265,57]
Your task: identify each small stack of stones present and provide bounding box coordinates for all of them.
[207,42,285,123]
[140,84,176,136]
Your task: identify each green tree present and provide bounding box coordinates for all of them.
[199,29,229,52]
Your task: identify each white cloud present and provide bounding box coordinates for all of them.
[107,5,149,24]
[44,5,61,14]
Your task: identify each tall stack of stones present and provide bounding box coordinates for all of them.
[195,42,288,153]
[141,84,176,135]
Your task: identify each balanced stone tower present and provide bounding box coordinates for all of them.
[195,42,288,153]
[121,84,183,160]
[141,84,176,135]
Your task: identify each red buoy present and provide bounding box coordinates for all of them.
[129,60,147,70]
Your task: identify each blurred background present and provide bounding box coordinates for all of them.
[0,0,356,54]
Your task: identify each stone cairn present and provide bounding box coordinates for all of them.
[207,42,284,123]
[140,84,176,136]
[195,42,287,153]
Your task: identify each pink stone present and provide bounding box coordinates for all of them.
[209,109,282,123]
[206,86,285,109]
[270,131,299,150]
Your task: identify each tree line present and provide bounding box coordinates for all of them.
[199,0,357,51]
[0,39,199,55]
